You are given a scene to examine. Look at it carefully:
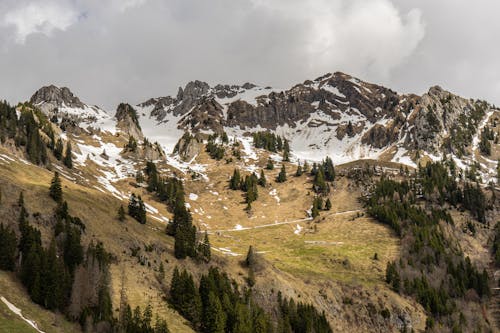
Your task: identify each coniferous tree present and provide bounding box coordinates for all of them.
[229,169,241,190]
[203,291,226,333]
[0,223,17,271]
[277,164,287,183]
[49,172,63,203]
[295,164,303,177]
[18,191,24,207]
[266,158,274,170]
[54,138,64,160]
[118,205,126,221]
[128,193,147,224]
[258,169,266,187]
[63,142,73,168]
[325,198,332,211]
[282,139,290,162]
[197,231,211,262]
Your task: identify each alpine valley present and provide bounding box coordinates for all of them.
[0,72,499,333]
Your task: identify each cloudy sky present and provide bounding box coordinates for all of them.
[0,0,499,110]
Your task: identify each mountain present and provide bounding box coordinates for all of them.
[0,72,498,333]
[134,72,498,182]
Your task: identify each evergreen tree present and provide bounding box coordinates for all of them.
[277,164,287,183]
[49,172,63,203]
[229,169,241,190]
[63,142,73,168]
[128,194,147,224]
[197,231,211,262]
[203,292,226,333]
[266,158,274,170]
[282,139,290,162]
[325,198,332,210]
[54,138,64,160]
[295,164,303,177]
[18,191,24,207]
[0,223,17,271]
[118,205,126,221]
[258,169,266,187]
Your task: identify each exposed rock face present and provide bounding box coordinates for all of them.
[173,133,203,161]
[30,85,85,110]
[115,103,144,140]
[138,71,497,164]
[29,85,109,127]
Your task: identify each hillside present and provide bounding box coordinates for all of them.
[0,72,499,332]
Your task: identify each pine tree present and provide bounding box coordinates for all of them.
[18,191,24,207]
[63,142,73,168]
[203,292,226,333]
[266,158,274,170]
[49,172,63,203]
[118,205,126,221]
[54,138,64,160]
[325,198,332,210]
[295,164,303,177]
[197,231,211,262]
[282,139,290,162]
[158,262,165,281]
[276,164,287,183]
[229,169,241,190]
[258,169,266,187]
[0,223,17,271]
[311,203,319,219]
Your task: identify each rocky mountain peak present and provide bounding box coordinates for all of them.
[115,103,143,140]
[179,80,210,101]
[30,85,84,109]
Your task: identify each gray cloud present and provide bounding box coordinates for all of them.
[0,0,497,111]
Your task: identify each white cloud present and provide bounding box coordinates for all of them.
[2,1,79,43]
[250,0,425,80]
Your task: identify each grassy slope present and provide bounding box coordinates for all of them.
[0,142,428,332]
[0,271,80,333]
[0,148,194,333]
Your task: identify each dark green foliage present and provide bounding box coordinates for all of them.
[0,100,18,144]
[49,171,63,203]
[125,136,138,152]
[243,174,259,204]
[170,267,202,325]
[252,131,286,153]
[325,198,332,210]
[312,157,335,194]
[206,135,225,160]
[479,126,494,156]
[276,164,287,183]
[282,139,290,162]
[118,205,126,221]
[19,108,48,165]
[367,167,491,323]
[346,121,354,137]
[266,158,274,170]
[164,185,198,260]
[63,142,73,168]
[278,292,332,333]
[258,169,266,187]
[493,222,500,267]
[54,138,64,160]
[171,266,277,333]
[295,164,303,177]
[448,101,488,157]
[197,231,211,263]
[229,169,241,190]
[121,303,170,333]
[0,223,17,271]
[128,193,147,224]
